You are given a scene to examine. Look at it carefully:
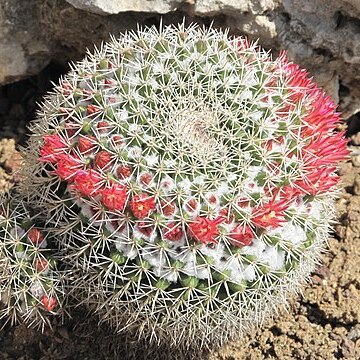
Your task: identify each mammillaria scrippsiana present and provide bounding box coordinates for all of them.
[4,23,349,348]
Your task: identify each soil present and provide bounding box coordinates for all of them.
[0,65,359,360]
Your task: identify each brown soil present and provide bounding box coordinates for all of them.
[0,70,359,360]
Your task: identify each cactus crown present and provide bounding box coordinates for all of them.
[13,23,348,347]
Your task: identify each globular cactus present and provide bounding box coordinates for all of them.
[18,24,348,347]
[0,195,66,329]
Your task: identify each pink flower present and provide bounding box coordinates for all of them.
[295,131,349,195]
[130,194,156,219]
[279,53,314,102]
[55,154,81,181]
[74,170,103,196]
[302,132,349,167]
[101,183,127,211]
[39,134,67,163]
[188,216,223,244]
[278,185,302,199]
[163,222,183,241]
[251,200,288,229]
[302,91,340,136]
[229,224,254,247]
[294,167,339,195]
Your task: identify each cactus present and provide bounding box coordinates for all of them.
[15,23,348,347]
[0,194,66,329]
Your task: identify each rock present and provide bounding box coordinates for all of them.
[1,0,360,119]
[352,154,360,168]
[347,324,360,341]
[351,132,360,146]
[277,0,360,117]
[65,0,184,15]
[353,174,360,195]
[0,1,50,84]
[341,338,355,358]
[194,0,275,15]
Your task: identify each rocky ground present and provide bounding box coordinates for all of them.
[0,65,359,360]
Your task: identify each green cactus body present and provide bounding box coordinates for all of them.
[19,24,348,347]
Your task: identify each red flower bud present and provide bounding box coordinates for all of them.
[78,135,97,154]
[41,295,57,312]
[36,258,49,272]
[27,228,45,245]
[112,135,124,147]
[160,199,176,217]
[237,197,250,208]
[117,165,132,179]
[87,105,100,115]
[229,225,254,247]
[62,82,72,96]
[163,222,183,241]
[185,198,199,213]
[219,208,235,224]
[94,151,112,170]
[96,121,111,134]
[139,172,153,186]
[137,221,154,237]
[104,78,114,86]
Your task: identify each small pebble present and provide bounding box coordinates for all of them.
[353,174,360,195]
[347,325,360,341]
[351,155,360,167]
[351,132,360,146]
[342,338,355,358]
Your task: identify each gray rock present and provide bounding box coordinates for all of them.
[1,0,360,119]
[0,1,50,84]
[276,0,360,117]
[194,0,278,15]
[65,0,185,15]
